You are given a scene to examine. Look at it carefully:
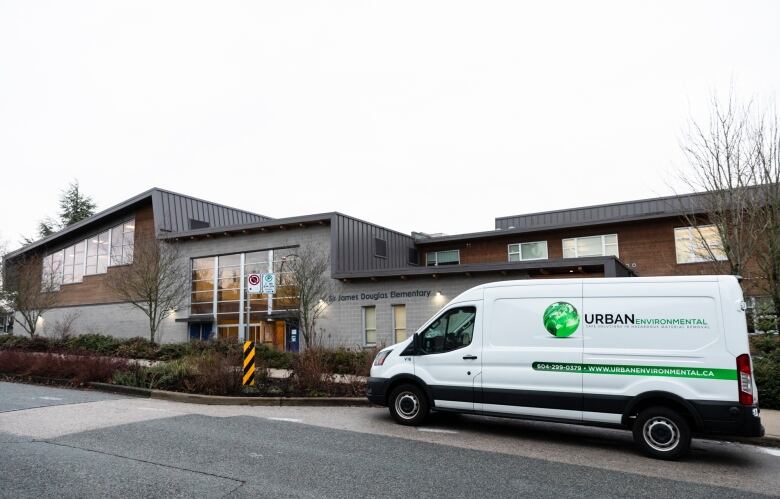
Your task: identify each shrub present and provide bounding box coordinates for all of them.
[182,352,243,395]
[254,343,294,370]
[291,348,335,396]
[112,352,243,396]
[0,351,129,385]
[115,337,158,360]
[320,347,376,376]
[65,334,122,355]
[0,335,33,351]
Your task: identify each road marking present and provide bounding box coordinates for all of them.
[417,428,458,434]
[136,407,171,412]
[760,447,780,457]
[37,397,63,401]
[267,417,302,423]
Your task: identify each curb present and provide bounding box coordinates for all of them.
[88,382,370,407]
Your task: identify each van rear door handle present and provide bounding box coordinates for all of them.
[462,355,478,360]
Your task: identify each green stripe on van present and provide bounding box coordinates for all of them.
[532,362,738,380]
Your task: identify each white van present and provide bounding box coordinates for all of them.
[367,276,764,459]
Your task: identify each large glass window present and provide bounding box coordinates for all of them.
[393,304,407,343]
[364,306,377,345]
[43,218,136,287]
[674,225,728,264]
[190,249,302,342]
[508,241,548,261]
[426,250,460,266]
[110,220,135,266]
[419,306,476,355]
[562,234,618,258]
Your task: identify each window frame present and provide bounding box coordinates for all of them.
[562,234,619,259]
[425,249,461,266]
[674,225,728,264]
[392,304,407,343]
[507,241,549,262]
[417,306,476,355]
[363,306,377,346]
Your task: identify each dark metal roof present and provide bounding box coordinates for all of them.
[159,213,336,239]
[332,256,635,279]
[6,188,269,259]
[416,192,707,245]
[153,188,271,234]
[495,191,706,231]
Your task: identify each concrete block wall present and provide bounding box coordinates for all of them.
[318,274,523,348]
[19,304,186,343]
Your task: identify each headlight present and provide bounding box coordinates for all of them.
[373,349,393,366]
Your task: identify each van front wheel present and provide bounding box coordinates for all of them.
[388,384,429,426]
[633,406,691,460]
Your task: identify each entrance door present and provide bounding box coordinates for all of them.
[412,304,482,412]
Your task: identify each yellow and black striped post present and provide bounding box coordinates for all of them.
[242,341,256,386]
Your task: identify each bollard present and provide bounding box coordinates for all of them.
[243,341,256,386]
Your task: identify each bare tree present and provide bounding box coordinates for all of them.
[678,93,758,276]
[105,237,189,344]
[2,255,60,336]
[285,243,332,347]
[750,110,780,317]
[679,91,780,317]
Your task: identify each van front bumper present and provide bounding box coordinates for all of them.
[694,402,765,438]
[366,377,390,406]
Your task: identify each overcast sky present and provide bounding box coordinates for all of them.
[1,1,779,251]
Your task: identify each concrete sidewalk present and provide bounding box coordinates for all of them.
[761,408,780,440]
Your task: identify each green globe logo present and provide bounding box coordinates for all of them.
[543,302,580,337]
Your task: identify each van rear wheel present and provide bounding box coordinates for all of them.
[633,406,691,460]
[388,384,429,426]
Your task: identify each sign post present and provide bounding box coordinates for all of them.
[242,341,256,386]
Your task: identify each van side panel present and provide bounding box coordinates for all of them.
[582,280,737,422]
[481,282,583,421]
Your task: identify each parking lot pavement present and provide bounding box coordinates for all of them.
[1,382,779,498]
[0,381,124,412]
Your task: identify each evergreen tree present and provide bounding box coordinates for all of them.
[27,180,97,241]
[58,180,96,227]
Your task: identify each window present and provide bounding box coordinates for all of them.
[393,305,407,342]
[408,248,419,265]
[419,306,476,355]
[374,237,388,258]
[562,234,618,258]
[674,225,727,264]
[364,306,377,345]
[42,218,135,288]
[508,241,548,261]
[41,251,63,291]
[426,249,460,266]
[110,220,135,266]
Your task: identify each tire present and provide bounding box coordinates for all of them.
[632,406,692,460]
[388,384,430,426]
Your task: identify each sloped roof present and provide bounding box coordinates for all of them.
[6,188,269,259]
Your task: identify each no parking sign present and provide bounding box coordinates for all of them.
[247,273,262,293]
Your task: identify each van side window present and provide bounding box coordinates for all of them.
[419,307,476,355]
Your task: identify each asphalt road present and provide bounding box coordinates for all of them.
[1,381,779,498]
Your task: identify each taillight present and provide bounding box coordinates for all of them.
[736,353,754,406]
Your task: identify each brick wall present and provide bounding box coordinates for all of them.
[420,217,725,278]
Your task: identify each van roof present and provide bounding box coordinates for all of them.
[451,275,737,302]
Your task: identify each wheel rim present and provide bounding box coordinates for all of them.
[643,416,680,452]
[394,391,420,420]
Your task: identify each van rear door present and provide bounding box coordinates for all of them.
[582,279,730,424]
[480,282,584,421]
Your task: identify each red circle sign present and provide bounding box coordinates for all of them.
[248,274,261,286]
